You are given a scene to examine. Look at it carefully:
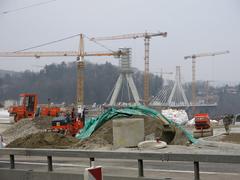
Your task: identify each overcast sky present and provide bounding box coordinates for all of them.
[0,0,239,84]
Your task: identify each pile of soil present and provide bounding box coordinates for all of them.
[76,116,189,149]
[7,132,79,148]
[2,118,39,144]
[2,117,53,144]
[75,120,113,149]
[2,114,190,149]
[33,116,53,129]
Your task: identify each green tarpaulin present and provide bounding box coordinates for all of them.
[75,105,197,144]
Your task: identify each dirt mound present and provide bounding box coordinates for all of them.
[75,120,113,149]
[2,117,53,144]
[7,132,79,148]
[76,117,189,149]
[33,116,53,129]
[2,114,189,149]
[2,118,39,144]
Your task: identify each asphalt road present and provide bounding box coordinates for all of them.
[0,156,240,179]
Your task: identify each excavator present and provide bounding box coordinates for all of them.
[9,93,60,122]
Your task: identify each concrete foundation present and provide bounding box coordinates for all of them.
[113,118,144,148]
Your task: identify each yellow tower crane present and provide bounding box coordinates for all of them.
[0,34,124,107]
[184,50,229,108]
[90,32,167,105]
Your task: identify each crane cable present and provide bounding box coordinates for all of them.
[14,33,81,52]
[14,34,115,53]
[84,35,115,53]
[1,0,58,15]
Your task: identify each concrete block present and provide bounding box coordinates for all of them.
[113,118,144,148]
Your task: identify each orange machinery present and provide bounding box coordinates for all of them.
[51,112,84,136]
[193,113,213,138]
[40,106,60,117]
[9,93,60,122]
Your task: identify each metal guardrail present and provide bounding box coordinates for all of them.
[1,148,240,180]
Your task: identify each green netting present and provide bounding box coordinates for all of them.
[75,105,197,143]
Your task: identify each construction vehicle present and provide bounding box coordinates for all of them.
[50,108,84,136]
[193,113,213,138]
[8,93,60,122]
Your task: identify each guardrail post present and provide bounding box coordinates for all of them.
[138,159,144,177]
[194,161,200,180]
[90,157,95,167]
[47,156,53,171]
[10,154,15,169]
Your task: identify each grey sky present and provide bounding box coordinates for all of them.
[0,0,239,84]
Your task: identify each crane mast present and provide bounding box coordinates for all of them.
[184,50,229,109]
[91,32,167,105]
[77,34,84,106]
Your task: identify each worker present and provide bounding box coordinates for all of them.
[223,114,234,135]
[77,105,85,126]
[82,107,86,126]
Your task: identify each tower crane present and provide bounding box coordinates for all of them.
[0,34,124,107]
[184,50,229,108]
[90,32,167,105]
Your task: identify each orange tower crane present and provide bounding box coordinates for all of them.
[184,50,229,108]
[91,32,167,105]
[0,34,124,107]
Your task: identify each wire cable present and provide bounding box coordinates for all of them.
[14,33,81,52]
[84,35,115,53]
[14,33,116,54]
[1,0,58,15]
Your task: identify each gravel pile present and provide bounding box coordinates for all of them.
[2,118,39,144]
[2,117,53,144]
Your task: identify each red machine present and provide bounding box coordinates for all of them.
[194,113,211,129]
[9,93,60,122]
[9,93,38,122]
[51,114,84,136]
[40,106,60,117]
[193,113,213,138]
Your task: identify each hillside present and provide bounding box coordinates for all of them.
[0,62,163,104]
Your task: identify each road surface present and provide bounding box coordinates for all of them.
[0,155,240,179]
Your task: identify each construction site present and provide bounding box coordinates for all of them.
[0,1,240,180]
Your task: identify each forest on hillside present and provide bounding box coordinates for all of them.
[0,62,163,104]
[0,61,240,116]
